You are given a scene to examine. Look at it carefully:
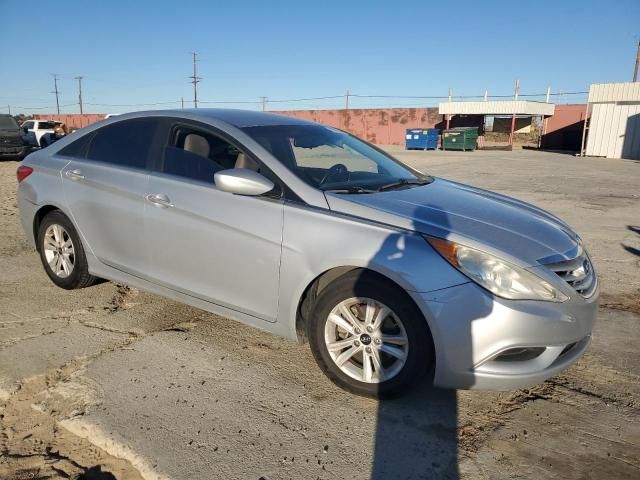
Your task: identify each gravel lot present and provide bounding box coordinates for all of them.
[1,148,639,479]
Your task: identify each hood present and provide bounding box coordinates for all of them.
[0,127,21,135]
[325,178,580,267]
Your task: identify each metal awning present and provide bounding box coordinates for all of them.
[438,100,555,116]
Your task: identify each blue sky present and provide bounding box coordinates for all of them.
[1,0,639,114]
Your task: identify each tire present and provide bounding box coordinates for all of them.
[308,270,434,398]
[37,210,97,290]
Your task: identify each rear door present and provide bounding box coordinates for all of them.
[143,120,284,321]
[60,118,162,277]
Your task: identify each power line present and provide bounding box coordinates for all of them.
[6,89,591,113]
[267,95,345,103]
[10,102,78,111]
[84,100,181,107]
[199,100,261,105]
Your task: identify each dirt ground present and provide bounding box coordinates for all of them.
[0,148,639,480]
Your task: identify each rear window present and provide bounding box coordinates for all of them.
[38,122,56,129]
[86,119,158,169]
[58,132,94,158]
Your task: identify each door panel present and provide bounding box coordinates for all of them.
[144,173,283,322]
[62,160,149,276]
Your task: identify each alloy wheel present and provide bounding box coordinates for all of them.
[43,224,75,278]
[324,297,409,383]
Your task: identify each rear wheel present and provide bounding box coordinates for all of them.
[309,270,433,398]
[38,210,97,289]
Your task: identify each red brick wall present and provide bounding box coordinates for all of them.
[33,106,588,149]
[272,108,443,145]
[33,114,106,129]
[541,104,588,151]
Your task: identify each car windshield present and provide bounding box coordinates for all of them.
[0,116,19,129]
[241,124,431,192]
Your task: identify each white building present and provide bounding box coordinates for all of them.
[583,82,640,160]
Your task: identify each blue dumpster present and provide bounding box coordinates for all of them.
[405,128,439,150]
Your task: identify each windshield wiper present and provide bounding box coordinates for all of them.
[323,186,376,194]
[377,178,431,192]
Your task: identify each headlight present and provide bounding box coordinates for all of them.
[426,237,568,302]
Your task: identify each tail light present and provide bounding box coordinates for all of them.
[17,165,33,183]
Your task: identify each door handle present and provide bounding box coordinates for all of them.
[65,169,85,180]
[145,193,174,208]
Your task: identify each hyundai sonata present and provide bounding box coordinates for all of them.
[16,110,598,397]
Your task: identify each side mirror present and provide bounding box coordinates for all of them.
[214,168,274,196]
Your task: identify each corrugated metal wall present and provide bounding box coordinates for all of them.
[586,103,640,159]
[585,83,640,160]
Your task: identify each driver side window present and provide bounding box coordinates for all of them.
[161,126,246,184]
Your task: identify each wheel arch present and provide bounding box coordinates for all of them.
[33,204,63,252]
[294,266,435,355]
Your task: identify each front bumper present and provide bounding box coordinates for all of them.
[413,281,598,390]
[0,145,27,158]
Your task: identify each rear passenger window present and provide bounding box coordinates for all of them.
[87,119,157,169]
[58,132,94,158]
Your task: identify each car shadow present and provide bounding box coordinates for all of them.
[622,225,640,257]
[359,193,494,479]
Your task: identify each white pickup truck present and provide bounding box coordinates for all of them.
[20,120,56,147]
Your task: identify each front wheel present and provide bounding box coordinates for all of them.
[309,271,434,398]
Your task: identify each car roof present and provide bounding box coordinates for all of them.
[166,108,317,128]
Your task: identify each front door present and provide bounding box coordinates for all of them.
[144,121,284,322]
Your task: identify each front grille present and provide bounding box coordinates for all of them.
[544,250,596,298]
[0,135,22,147]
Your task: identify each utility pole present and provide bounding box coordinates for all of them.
[7,105,10,115]
[509,79,520,147]
[633,39,640,82]
[345,90,350,110]
[181,97,184,109]
[189,52,201,108]
[260,96,267,112]
[51,74,60,114]
[445,87,452,130]
[74,76,84,114]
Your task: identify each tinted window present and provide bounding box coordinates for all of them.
[58,132,94,158]
[160,126,241,183]
[38,121,55,129]
[87,119,157,169]
[22,122,34,130]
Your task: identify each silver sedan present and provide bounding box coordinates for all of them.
[16,109,598,397]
